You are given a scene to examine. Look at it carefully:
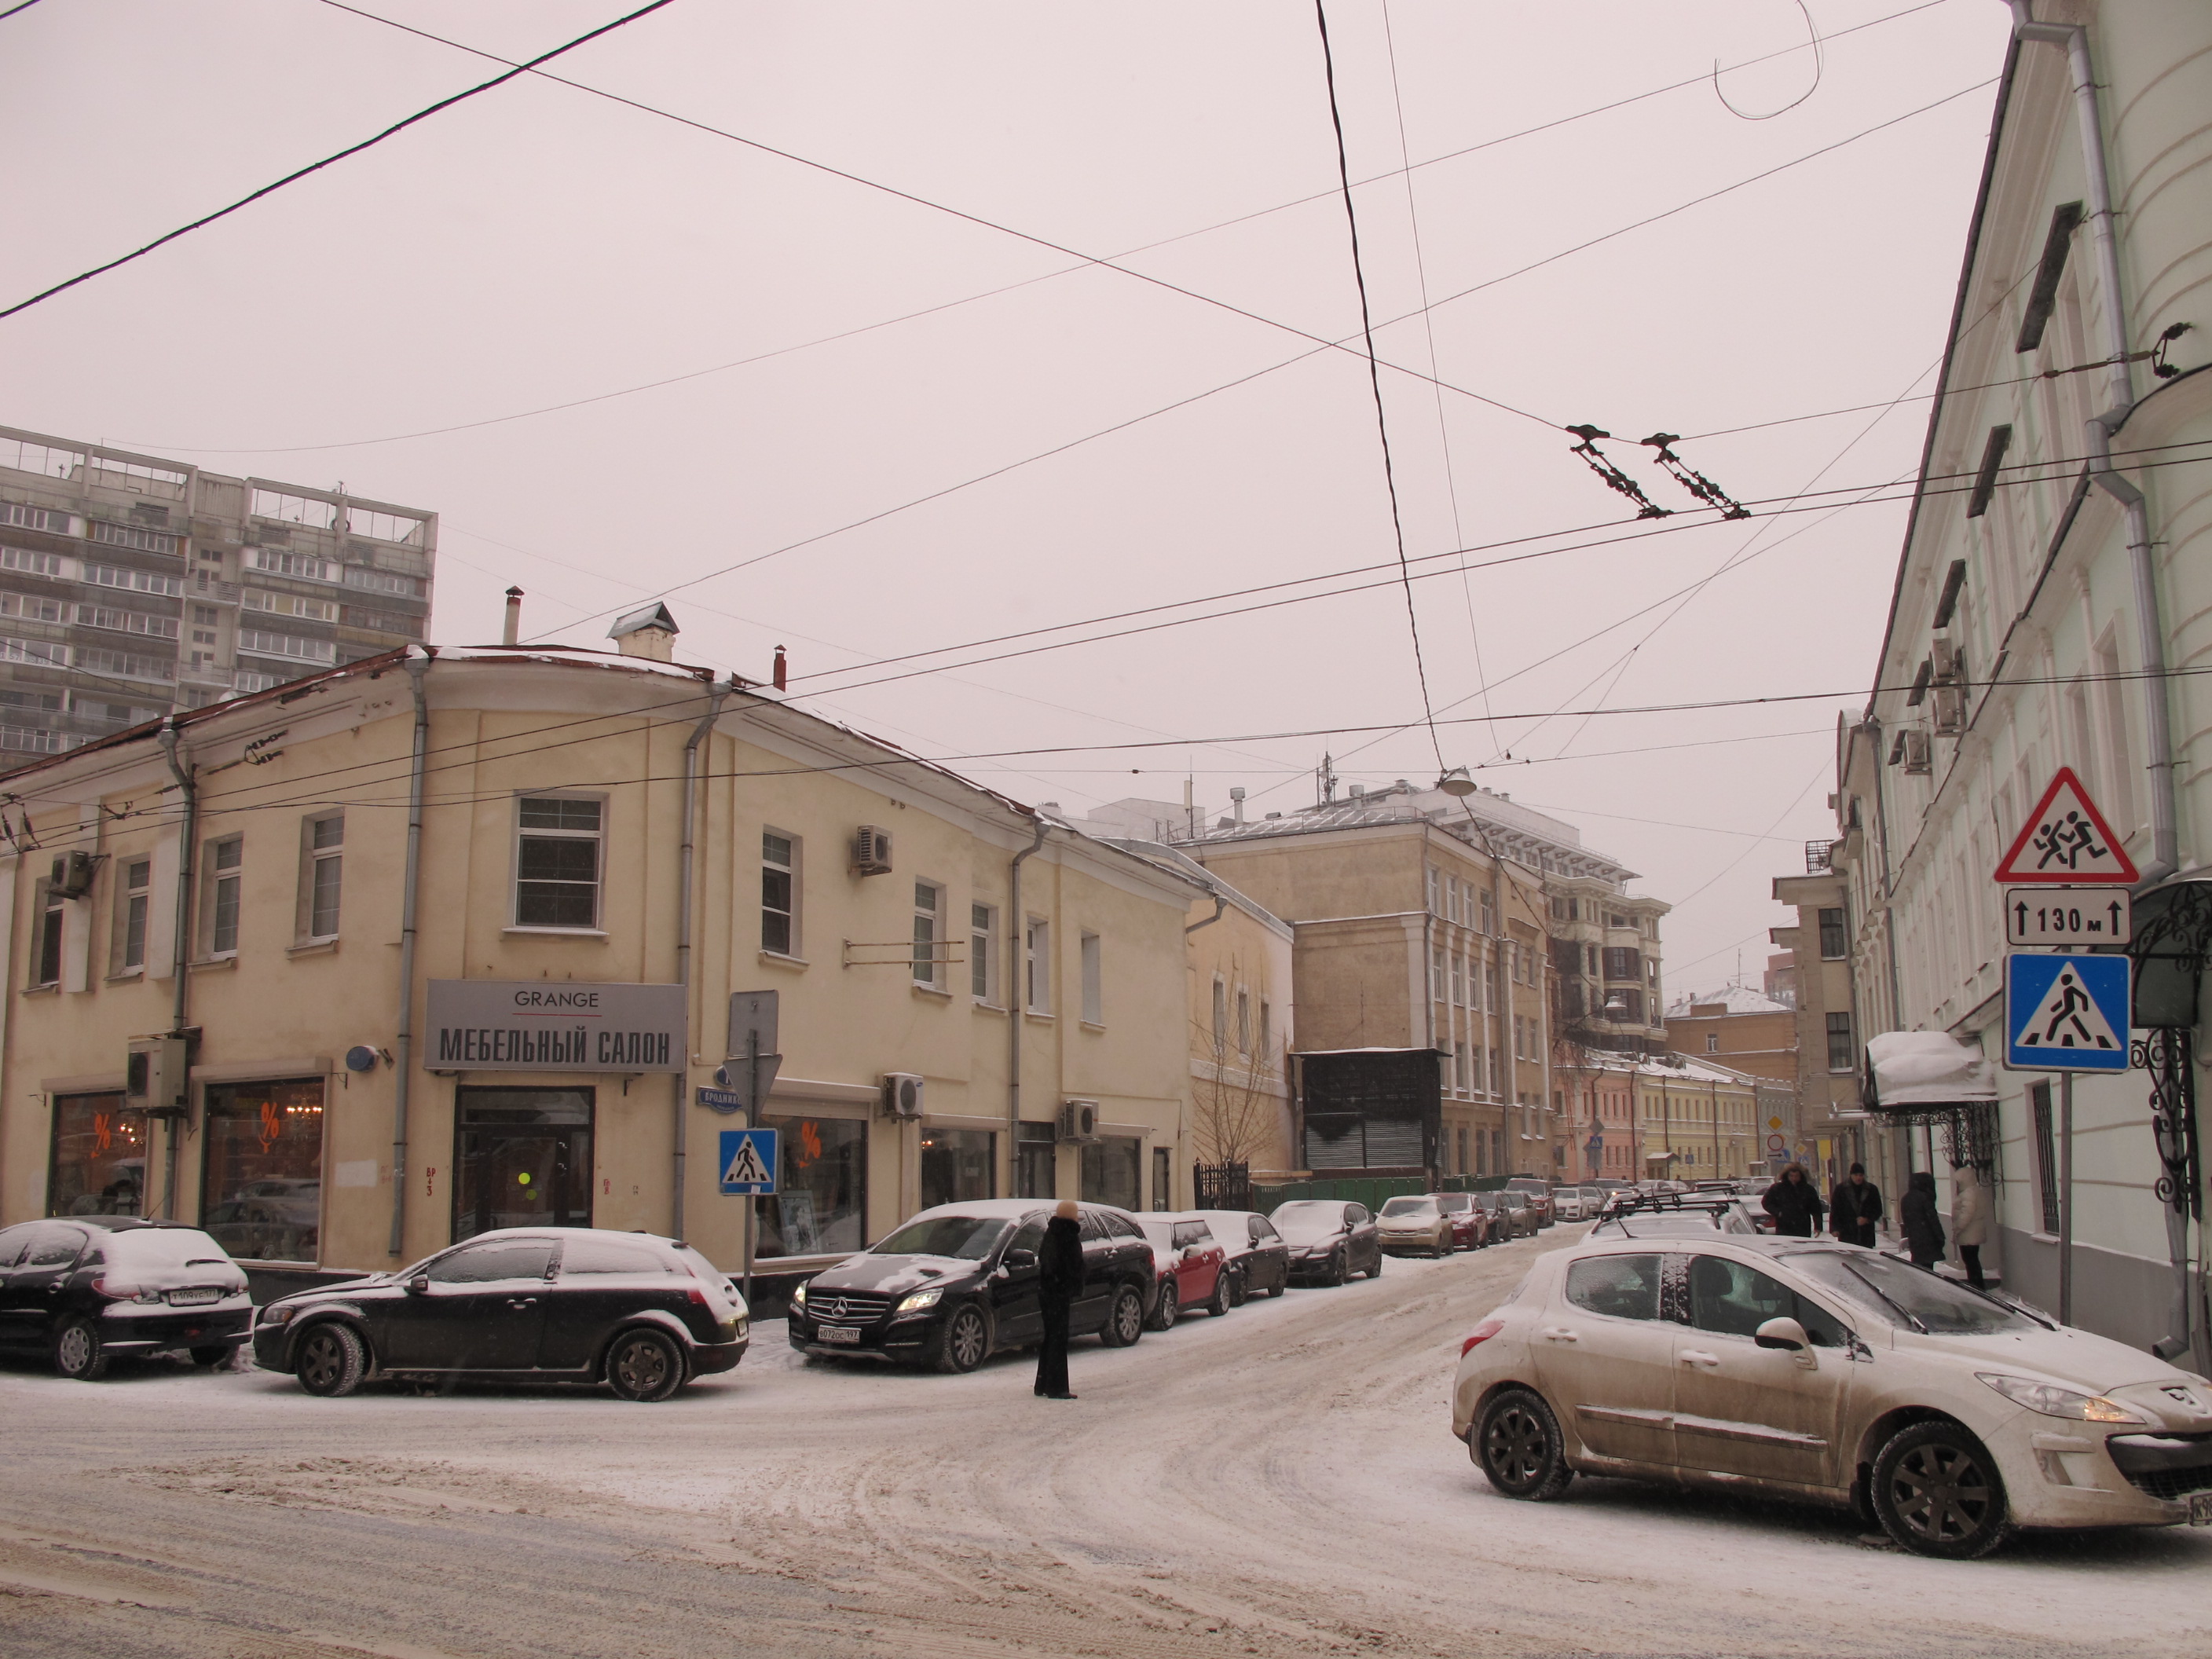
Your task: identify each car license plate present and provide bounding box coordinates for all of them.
[819,1325,861,1344]
[2189,1492,2212,1526]
[168,1288,221,1306]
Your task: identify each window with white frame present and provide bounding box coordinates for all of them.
[514,797,602,928]
[913,881,943,987]
[970,902,996,1001]
[34,876,63,985]
[301,812,342,940]
[761,830,797,955]
[203,835,244,957]
[1081,931,1102,1024]
[115,856,149,972]
[1025,919,1050,1013]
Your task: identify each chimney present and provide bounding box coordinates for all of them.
[772,645,787,691]
[1229,785,1245,826]
[607,602,678,662]
[502,586,523,646]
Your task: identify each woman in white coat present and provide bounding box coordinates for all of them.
[1950,1164,1991,1290]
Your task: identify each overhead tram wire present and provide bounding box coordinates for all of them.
[139,0,1946,460]
[0,0,680,321]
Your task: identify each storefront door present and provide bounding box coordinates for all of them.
[454,1088,593,1243]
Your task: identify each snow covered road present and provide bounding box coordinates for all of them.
[2,1227,2204,1658]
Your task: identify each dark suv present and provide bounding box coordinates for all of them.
[253,1228,748,1401]
[0,1217,251,1379]
[788,1199,1155,1372]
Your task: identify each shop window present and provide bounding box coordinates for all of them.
[760,1114,867,1257]
[920,1127,994,1210]
[48,1092,144,1216]
[1082,932,1103,1024]
[514,796,602,928]
[114,857,150,972]
[200,1079,324,1262]
[452,1086,593,1242]
[300,811,342,941]
[1016,1120,1057,1199]
[761,830,797,955]
[202,836,243,958]
[1080,1135,1141,1210]
[912,880,943,987]
[970,902,996,1000]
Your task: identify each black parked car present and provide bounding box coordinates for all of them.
[253,1228,748,1401]
[0,1217,251,1379]
[1190,1209,1291,1304]
[1269,1199,1383,1285]
[788,1199,1155,1372]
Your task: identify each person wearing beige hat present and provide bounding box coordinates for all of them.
[1035,1198,1082,1399]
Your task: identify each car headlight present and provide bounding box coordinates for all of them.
[789,1284,807,1307]
[259,1305,296,1327]
[895,1288,943,1314]
[1977,1372,2144,1423]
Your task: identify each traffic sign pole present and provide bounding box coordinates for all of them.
[2060,1073,2074,1326]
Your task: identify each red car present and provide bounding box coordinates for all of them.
[1434,1191,1492,1250]
[1131,1214,1229,1327]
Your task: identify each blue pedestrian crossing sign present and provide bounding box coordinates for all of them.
[2005,953,2132,1073]
[718,1128,778,1195]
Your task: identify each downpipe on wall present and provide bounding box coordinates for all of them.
[672,679,730,1243]
[387,650,431,1258]
[156,720,196,1221]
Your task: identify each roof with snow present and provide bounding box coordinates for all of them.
[1666,984,1795,1017]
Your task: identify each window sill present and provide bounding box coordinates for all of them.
[287,938,339,958]
[19,983,58,997]
[1024,1010,1055,1024]
[104,969,146,983]
[189,955,239,972]
[758,950,809,971]
[504,926,608,939]
[1080,1020,1106,1034]
[972,999,1006,1015]
[911,981,953,1001]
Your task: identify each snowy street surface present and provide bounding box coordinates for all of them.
[2,1228,2205,1659]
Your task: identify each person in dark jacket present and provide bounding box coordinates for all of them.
[1761,1163,1826,1237]
[1829,1163,1884,1247]
[1901,1170,1946,1269]
[1035,1199,1082,1400]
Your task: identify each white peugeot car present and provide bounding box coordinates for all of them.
[1450,1233,2212,1557]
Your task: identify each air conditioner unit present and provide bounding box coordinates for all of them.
[1931,637,1966,686]
[1057,1099,1101,1144]
[1899,729,1932,775]
[48,850,95,899]
[1932,683,1966,735]
[881,1071,925,1119]
[851,825,893,876]
[125,1035,188,1116]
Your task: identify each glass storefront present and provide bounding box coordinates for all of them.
[453,1086,595,1242]
[202,1078,324,1262]
[49,1093,145,1217]
[1016,1120,1057,1199]
[759,1114,866,1258]
[919,1128,994,1211]
[1080,1135,1141,1211]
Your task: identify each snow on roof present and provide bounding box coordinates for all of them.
[1666,983,1794,1017]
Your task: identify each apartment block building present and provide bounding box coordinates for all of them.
[0,426,433,764]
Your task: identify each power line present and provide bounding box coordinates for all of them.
[0,0,679,322]
[0,0,49,19]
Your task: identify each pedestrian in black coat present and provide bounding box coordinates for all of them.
[1901,1170,1946,1269]
[1829,1163,1884,1247]
[1035,1199,1082,1400]
[1761,1163,1827,1237]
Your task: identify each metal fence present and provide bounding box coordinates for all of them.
[1192,1161,1252,1210]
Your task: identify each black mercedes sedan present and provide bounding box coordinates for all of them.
[788,1199,1155,1372]
[0,1217,251,1379]
[252,1228,748,1401]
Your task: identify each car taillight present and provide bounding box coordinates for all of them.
[686,1285,711,1306]
[1459,1318,1504,1357]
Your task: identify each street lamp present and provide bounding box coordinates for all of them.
[1437,767,1477,797]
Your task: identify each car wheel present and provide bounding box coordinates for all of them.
[935,1304,990,1375]
[1206,1271,1232,1317]
[294,1321,365,1398]
[1226,1267,1247,1308]
[1474,1387,1573,1500]
[189,1346,232,1368]
[1871,1419,2010,1558]
[606,1328,686,1402]
[1098,1284,1144,1347]
[1367,1248,1383,1280]
[1327,1251,1348,1287]
[1268,1265,1287,1297]
[1148,1279,1179,1331]
[53,1318,109,1382]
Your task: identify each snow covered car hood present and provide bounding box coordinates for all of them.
[806,1254,980,1295]
[1907,1320,2209,1404]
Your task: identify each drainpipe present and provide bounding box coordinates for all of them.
[1184,890,1227,935]
[671,677,730,1242]
[386,651,431,1258]
[1007,816,1049,1186]
[2007,2,2177,886]
[156,720,196,1221]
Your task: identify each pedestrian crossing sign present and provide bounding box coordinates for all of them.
[2004,953,2132,1073]
[718,1128,778,1195]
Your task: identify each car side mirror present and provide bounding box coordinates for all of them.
[1754,1316,1808,1353]
[1004,1248,1038,1270]
[406,1275,430,1295]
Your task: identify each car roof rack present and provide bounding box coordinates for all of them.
[1595,1189,1740,1218]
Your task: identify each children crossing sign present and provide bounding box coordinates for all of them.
[1993,767,2139,884]
[2004,953,2132,1072]
[717,1128,778,1195]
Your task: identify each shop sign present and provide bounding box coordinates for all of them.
[427,980,687,1073]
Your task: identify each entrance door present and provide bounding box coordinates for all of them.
[454,1088,593,1243]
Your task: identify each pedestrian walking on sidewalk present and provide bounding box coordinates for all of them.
[1035,1199,1082,1400]
[1761,1163,1826,1238]
[1951,1164,1991,1289]
[1901,1170,1946,1270]
[1829,1163,1884,1248]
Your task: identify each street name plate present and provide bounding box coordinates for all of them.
[2003,885,2131,947]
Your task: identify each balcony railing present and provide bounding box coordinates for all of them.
[1805,840,1836,873]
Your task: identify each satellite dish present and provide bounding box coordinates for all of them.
[345,1046,379,1073]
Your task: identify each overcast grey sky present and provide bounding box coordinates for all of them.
[2,0,2013,988]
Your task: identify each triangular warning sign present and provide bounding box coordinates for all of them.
[723,1137,771,1187]
[1993,767,2139,884]
[2013,962,2124,1054]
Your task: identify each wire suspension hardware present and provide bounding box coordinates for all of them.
[1566,425,1671,519]
[1641,432,1752,519]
